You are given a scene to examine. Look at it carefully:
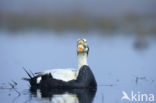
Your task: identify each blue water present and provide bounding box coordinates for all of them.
[0,30,156,103]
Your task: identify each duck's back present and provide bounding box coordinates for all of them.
[41,69,78,82]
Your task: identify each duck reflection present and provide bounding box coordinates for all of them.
[30,88,96,103]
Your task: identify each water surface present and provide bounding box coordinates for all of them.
[0,31,156,103]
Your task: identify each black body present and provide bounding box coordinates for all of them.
[25,65,97,90]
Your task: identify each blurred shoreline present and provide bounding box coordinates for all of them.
[0,12,156,34]
[0,0,156,34]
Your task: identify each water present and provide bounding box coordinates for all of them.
[0,30,156,103]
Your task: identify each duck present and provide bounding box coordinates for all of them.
[23,39,97,89]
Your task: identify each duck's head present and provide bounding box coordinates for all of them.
[77,39,89,55]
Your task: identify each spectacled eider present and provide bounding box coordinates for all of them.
[23,39,97,89]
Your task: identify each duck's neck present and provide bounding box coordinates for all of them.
[78,53,88,70]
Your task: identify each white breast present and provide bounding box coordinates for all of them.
[42,69,78,82]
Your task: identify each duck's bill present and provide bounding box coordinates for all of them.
[78,47,84,52]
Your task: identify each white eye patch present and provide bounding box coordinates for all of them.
[83,39,87,42]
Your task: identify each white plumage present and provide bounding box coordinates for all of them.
[37,77,42,84]
[37,69,78,83]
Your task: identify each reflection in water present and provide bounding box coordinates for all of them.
[30,88,96,103]
[134,36,149,51]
